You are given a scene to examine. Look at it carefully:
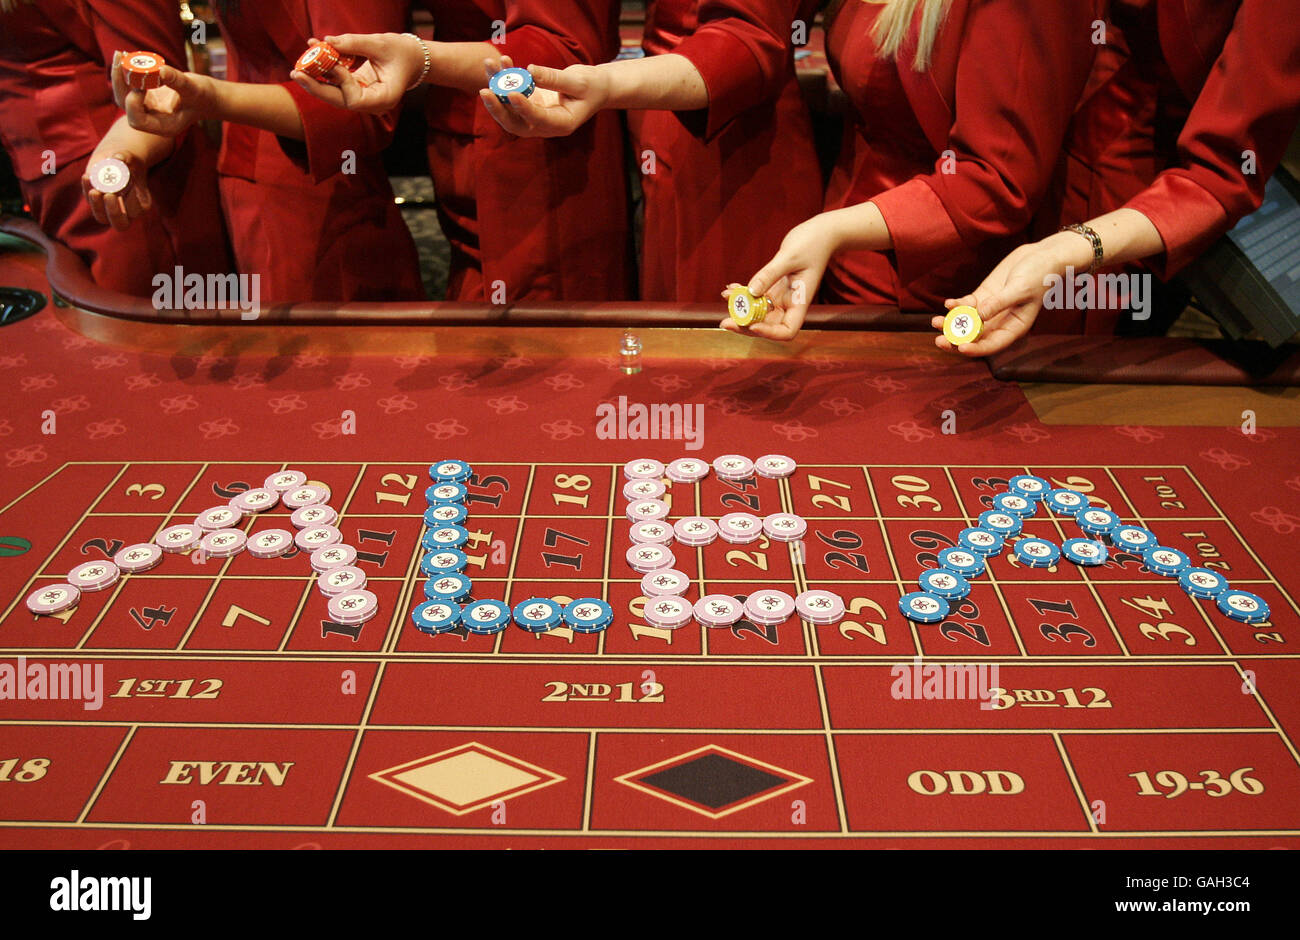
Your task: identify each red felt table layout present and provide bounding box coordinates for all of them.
[0,310,1298,849]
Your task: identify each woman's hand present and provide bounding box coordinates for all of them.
[720,213,841,341]
[480,57,610,138]
[114,54,213,139]
[290,33,420,113]
[81,150,152,231]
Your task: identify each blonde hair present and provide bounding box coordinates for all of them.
[870,0,954,71]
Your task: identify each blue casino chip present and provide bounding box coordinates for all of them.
[937,547,985,579]
[1061,537,1108,567]
[429,459,472,483]
[419,548,468,576]
[918,568,971,600]
[425,481,468,506]
[488,66,535,104]
[1179,567,1230,599]
[977,509,1023,538]
[562,598,614,634]
[957,526,1005,557]
[1112,526,1158,554]
[992,492,1037,518]
[1076,507,1121,538]
[421,524,469,552]
[412,600,462,635]
[1142,545,1191,578]
[512,597,564,633]
[1216,589,1270,624]
[898,591,949,624]
[1045,487,1091,517]
[462,599,512,634]
[1007,475,1051,501]
[423,503,468,527]
[1015,537,1061,568]
[423,572,473,603]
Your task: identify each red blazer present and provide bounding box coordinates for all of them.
[420,0,633,302]
[631,0,824,302]
[823,0,1102,310]
[215,0,424,302]
[0,0,229,296]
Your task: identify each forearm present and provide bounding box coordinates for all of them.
[94,114,176,167]
[602,54,708,111]
[204,79,304,140]
[1046,208,1167,271]
[425,41,501,92]
[824,202,893,254]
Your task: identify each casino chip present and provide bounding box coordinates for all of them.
[113,542,163,573]
[794,590,846,625]
[200,529,247,559]
[673,516,718,547]
[423,503,468,527]
[562,598,614,634]
[666,458,709,484]
[645,596,694,630]
[424,573,473,604]
[412,600,461,635]
[155,524,202,553]
[754,454,797,479]
[247,529,296,560]
[626,543,675,573]
[420,549,468,575]
[1077,508,1121,539]
[422,525,469,550]
[1216,590,1270,624]
[743,590,796,625]
[1007,475,1051,501]
[693,594,743,628]
[231,487,278,515]
[68,561,120,592]
[283,484,331,510]
[991,492,1037,518]
[1045,488,1090,517]
[762,513,807,542]
[489,66,535,103]
[425,482,468,506]
[977,510,1023,538]
[265,470,308,492]
[712,455,754,481]
[295,40,357,83]
[957,526,1004,557]
[26,583,81,615]
[328,590,379,625]
[294,525,343,552]
[899,591,949,624]
[718,512,763,544]
[310,544,357,572]
[942,305,982,345]
[196,505,241,532]
[512,598,563,633]
[1112,526,1158,554]
[625,498,670,524]
[623,478,667,502]
[918,568,970,600]
[88,157,130,195]
[430,460,472,483]
[623,459,666,481]
[936,547,985,579]
[641,568,691,598]
[1179,567,1230,600]
[1142,546,1191,578]
[1015,537,1061,569]
[1061,538,1108,567]
[629,521,674,546]
[291,505,339,530]
[726,286,769,328]
[318,565,367,597]
[122,51,164,91]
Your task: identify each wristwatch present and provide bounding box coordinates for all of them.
[1060,223,1104,275]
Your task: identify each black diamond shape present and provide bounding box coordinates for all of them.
[638,753,790,810]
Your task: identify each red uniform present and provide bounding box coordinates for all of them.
[631,0,823,302]
[420,0,633,302]
[215,0,423,302]
[822,0,1101,311]
[0,0,229,297]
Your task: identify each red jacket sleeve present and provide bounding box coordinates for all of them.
[497,0,621,69]
[79,0,188,68]
[1124,0,1300,277]
[291,0,411,183]
[870,0,1099,283]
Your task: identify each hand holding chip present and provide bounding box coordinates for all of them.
[479,56,608,138]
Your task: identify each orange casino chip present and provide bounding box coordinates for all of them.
[122,51,165,92]
[295,41,359,83]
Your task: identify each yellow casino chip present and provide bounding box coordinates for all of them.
[727,287,769,327]
[943,305,983,345]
